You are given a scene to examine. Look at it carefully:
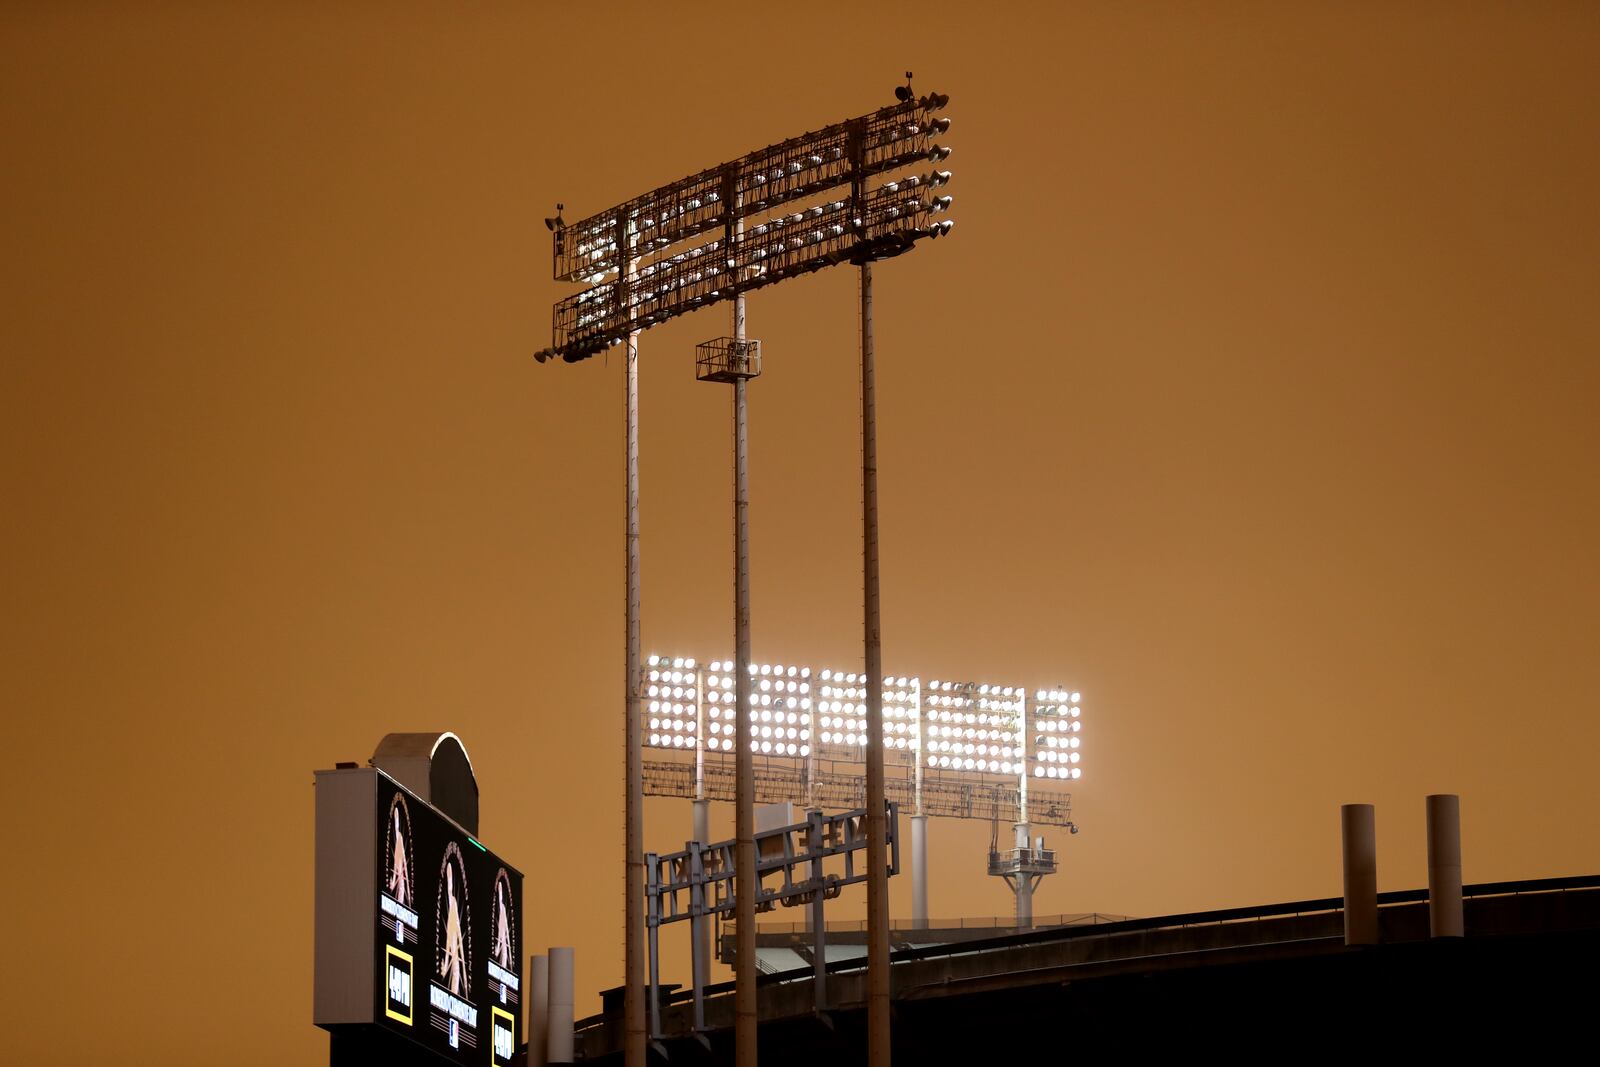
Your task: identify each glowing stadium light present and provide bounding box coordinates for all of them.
[669,659,816,756]
[1029,688,1085,782]
[921,678,1024,779]
[640,653,1083,798]
[538,93,957,364]
[643,659,703,753]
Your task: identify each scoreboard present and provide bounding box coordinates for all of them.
[316,766,523,1065]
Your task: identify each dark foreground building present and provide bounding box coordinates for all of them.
[573,875,1600,1062]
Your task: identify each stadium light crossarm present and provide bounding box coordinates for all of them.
[538,93,956,365]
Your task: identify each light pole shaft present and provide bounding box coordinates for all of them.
[692,798,710,994]
[1015,822,1033,929]
[861,260,891,1067]
[1016,695,1029,931]
[811,810,828,1010]
[623,329,645,1067]
[912,680,926,929]
[911,814,928,929]
[733,290,758,1067]
[694,671,710,999]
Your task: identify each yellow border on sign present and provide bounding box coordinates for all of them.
[490,1006,516,1064]
[384,944,415,1026]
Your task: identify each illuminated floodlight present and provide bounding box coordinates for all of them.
[539,93,957,364]
[1029,689,1085,781]
[643,660,702,752]
[920,679,1024,778]
[640,653,1082,789]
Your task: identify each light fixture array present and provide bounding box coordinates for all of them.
[643,654,1083,783]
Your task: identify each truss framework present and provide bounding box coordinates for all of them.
[643,758,1073,827]
[542,94,954,363]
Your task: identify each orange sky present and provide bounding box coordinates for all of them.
[3,3,1598,1064]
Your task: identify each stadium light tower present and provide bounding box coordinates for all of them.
[540,86,957,1067]
[986,689,1083,927]
[693,172,763,1062]
[641,654,1085,931]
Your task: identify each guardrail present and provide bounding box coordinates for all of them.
[729,911,1129,936]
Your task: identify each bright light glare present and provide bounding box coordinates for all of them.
[643,651,1081,777]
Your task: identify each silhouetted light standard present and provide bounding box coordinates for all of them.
[538,85,957,1067]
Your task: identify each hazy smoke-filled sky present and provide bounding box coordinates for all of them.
[3,3,1597,1064]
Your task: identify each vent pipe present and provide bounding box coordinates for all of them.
[1426,794,1464,937]
[547,947,575,1064]
[527,954,549,1067]
[1340,803,1378,945]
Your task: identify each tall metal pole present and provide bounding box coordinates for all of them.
[910,816,928,929]
[1016,694,1031,929]
[911,679,927,928]
[690,800,709,994]
[860,259,891,1067]
[733,283,758,1067]
[693,668,710,1000]
[623,327,646,1067]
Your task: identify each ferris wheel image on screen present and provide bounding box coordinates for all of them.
[491,869,516,972]
[435,842,472,998]
[384,793,415,908]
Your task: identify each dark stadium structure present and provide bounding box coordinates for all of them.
[572,875,1600,1061]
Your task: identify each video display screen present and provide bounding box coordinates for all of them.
[376,774,522,1065]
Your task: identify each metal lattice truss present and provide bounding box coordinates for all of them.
[646,802,899,925]
[542,93,955,363]
[643,803,900,1037]
[644,759,1073,828]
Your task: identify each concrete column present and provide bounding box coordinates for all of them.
[547,946,575,1064]
[1426,794,1464,938]
[1340,804,1378,946]
[528,954,549,1067]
